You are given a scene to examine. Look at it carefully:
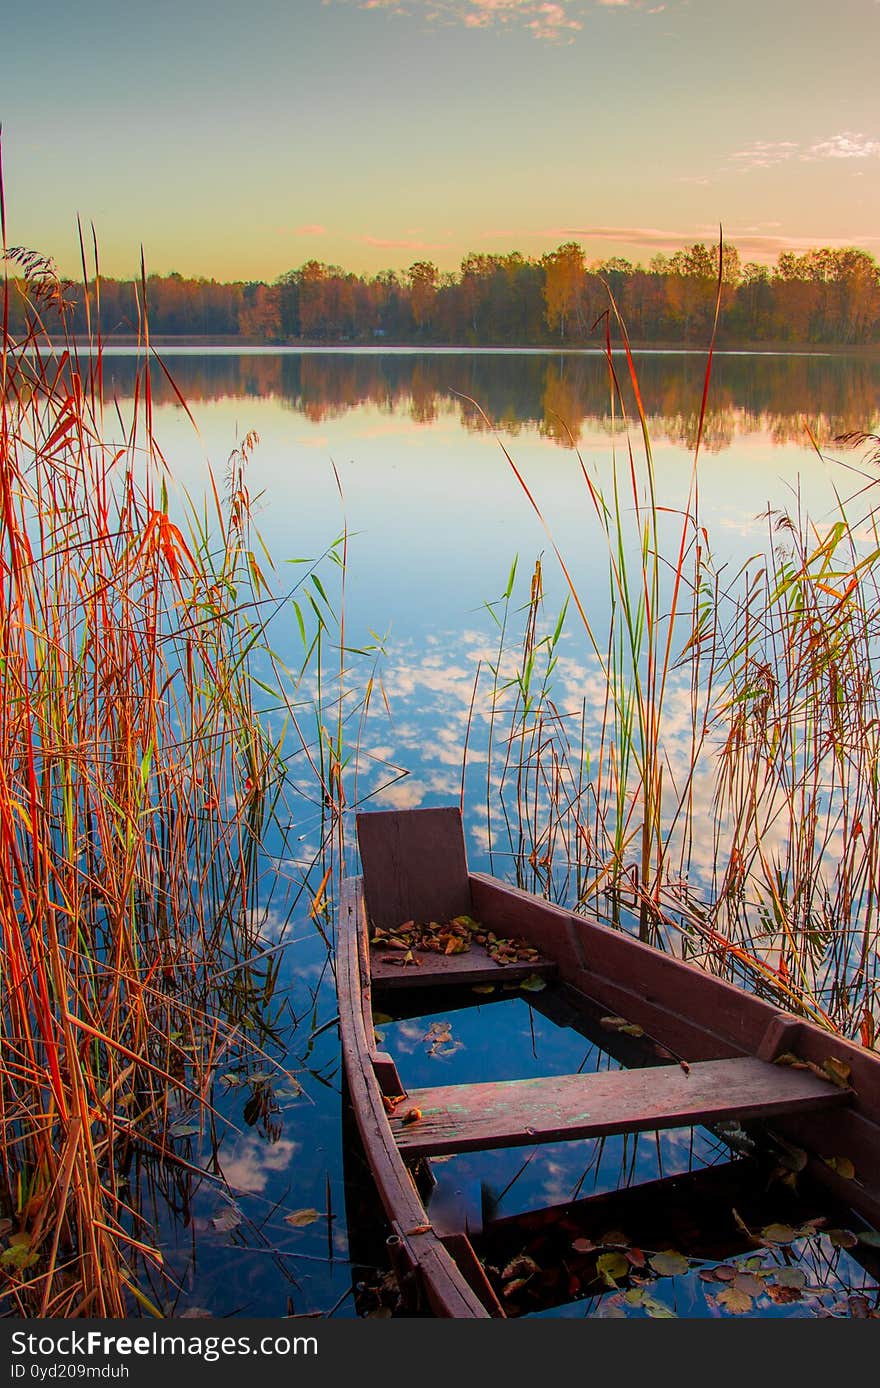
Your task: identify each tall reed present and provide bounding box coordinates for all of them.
[468,260,879,1046]
[0,210,332,1313]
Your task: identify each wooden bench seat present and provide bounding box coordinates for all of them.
[391,1055,850,1157]
[370,943,557,991]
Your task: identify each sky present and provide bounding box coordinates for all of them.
[1,0,878,282]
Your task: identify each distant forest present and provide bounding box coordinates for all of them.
[8,241,880,346]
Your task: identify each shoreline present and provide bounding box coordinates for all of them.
[58,335,880,357]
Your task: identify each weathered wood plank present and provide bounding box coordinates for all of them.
[357,806,472,930]
[391,1056,850,1157]
[370,943,557,991]
[469,872,785,1058]
[337,877,495,1317]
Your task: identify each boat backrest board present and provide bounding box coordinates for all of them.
[356,806,472,929]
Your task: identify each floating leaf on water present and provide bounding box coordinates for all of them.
[596,1251,630,1286]
[372,1011,393,1025]
[857,1230,880,1248]
[624,1287,645,1306]
[519,974,547,993]
[471,984,495,994]
[732,1272,764,1297]
[285,1208,320,1228]
[625,1248,647,1269]
[760,1223,798,1245]
[571,1237,597,1254]
[649,1250,690,1277]
[210,1208,242,1233]
[767,1284,803,1304]
[243,1094,264,1127]
[600,1016,643,1035]
[600,1229,630,1247]
[717,1286,754,1315]
[642,1295,677,1319]
[711,1265,737,1282]
[826,1229,859,1249]
[169,1121,201,1138]
[774,1268,807,1289]
[823,1155,856,1180]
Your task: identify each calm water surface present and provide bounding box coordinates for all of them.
[104,349,880,1318]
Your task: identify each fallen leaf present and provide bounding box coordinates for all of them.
[774,1268,806,1289]
[717,1286,753,1315]
[519,974,547,993]
[210,1207,242,1232]
[821,1056,852,1089]
[767,1284,802,1304]
[600,1229,630,1247]
[732,1272,764,1297]
[760,1223,799,1245]
[502,1277,530,1298]
[823,1155,856,1180]
[596,1251,630,1286]
[571,1237,597,1254]
[169,1121,201,1138]
[857,1230,880,1248]
[712,1265,737,1282]
[599,1016,644,1037]
[502,1255,540,1282]
[642,1295,677,1319]
[471,984,495,994]
[285,1208,320,1228]
[826,1228,858,1249]
[649,1250,690,1277]
[401,1107,422,1124]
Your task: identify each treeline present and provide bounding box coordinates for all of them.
[93,349,879,453]
[8,241,880,346]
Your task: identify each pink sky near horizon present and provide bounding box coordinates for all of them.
[1,0,878,281]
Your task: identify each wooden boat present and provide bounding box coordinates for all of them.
[337,805,880,1317]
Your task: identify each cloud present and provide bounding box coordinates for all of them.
[360,234,453,251]
[731,132,880,171]
[805,131,880,160]
[730,140,800,171]
[341,1,649,42]
[294,223,327,236]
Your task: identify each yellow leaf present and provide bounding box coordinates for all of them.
[519,973,547,993]
[824,1155,856,1180]
[821,1056,852,1089]
[285,1208,320,1228]
[717,1286,753,1315]
[596,1251,629,1286]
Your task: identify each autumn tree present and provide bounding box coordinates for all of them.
[408,261,438,332]
[542,242,587,340]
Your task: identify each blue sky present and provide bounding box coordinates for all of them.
[2,0,878,279]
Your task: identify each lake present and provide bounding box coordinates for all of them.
[99,347,880,1318]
